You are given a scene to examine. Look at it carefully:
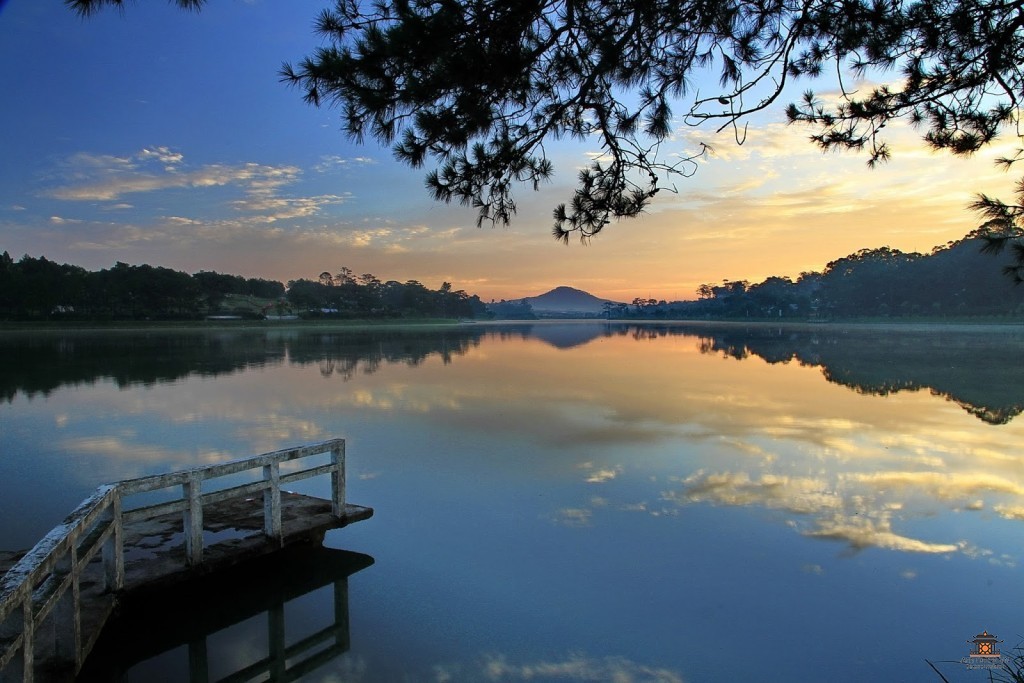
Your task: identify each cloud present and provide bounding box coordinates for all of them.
[48,149,302,202]
[138,145,184,169]
[57,435,231,482]
[474,653,686,682]
[39,147,364,239]
[579,461,621,483]
[51,163,301,201]
[843,471,1024,500]
[670,471,842,516]
[660,117,1011,235]
[663,468,996,555]
[313,155,377,173]
[994,505,1024,521]
[231,194,349,223]
[585,468,620,483]
[805,514,960,554]
[553,508,593,527]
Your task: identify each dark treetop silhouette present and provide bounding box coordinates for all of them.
[66,0,1024,264]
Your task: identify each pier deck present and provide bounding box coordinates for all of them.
[117,490,370,593]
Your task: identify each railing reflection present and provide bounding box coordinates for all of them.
[78,544,373,681]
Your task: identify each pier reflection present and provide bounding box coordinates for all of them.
[79,544,373,682]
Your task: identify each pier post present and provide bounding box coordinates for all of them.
[330,441,346,518]
[187,637,209,683]
[22,599,34,683]
[333,577,350,651]
[102,492,124,592]
[268,603,286,681]
[52,547,81,669]
[0,597,34,683]
[183,472,204,566]
[263,462,282,544]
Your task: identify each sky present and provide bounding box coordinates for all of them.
[0,0,1020,303]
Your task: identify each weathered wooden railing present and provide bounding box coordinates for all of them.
[0,438,349,683]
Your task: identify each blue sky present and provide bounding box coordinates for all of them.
[0,1,1017,301]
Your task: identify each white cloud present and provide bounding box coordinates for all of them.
[49,148,302,202]
[553,508,592,527]
[313,155,377,173]
[231,194,349,222]
[138,145,184,169]
[476,653,685,683]
[663,466,1016,556]
[41,147,356,231]
[585,467,621,483]
[670,471,841,516]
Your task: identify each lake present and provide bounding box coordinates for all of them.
[3,321,1024,682]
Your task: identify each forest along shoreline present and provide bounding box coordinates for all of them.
[2,318,1023,335]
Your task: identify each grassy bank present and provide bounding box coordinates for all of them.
[0,318,468,334]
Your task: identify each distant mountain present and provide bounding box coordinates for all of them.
[526,324,609,348]
[523,286,620,314]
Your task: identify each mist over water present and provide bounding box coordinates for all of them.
[3,322,1023,681]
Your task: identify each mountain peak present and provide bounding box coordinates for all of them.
[540,285,589,296]
[524,286,619,313]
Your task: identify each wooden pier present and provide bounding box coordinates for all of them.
[0,439,372,683]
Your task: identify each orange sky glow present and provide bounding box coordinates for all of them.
[0,2,1018,303]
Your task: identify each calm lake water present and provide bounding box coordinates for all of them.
[3,321,1024,682]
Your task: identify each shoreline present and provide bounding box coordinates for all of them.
[0,318,469,334]
[1,316,1023,336]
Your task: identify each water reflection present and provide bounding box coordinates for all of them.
[432,653,685,682]
[0,327,488,401]
[684,323,1024,424]
[668,470,972,555]
[3,323,1023,424]
[79,545,373,681]
[4,322,1024,681]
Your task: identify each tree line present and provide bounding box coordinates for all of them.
[0,251,285,321]
[610,229,1024,321]
[284,267,488,319]
[5,226,1023,323]
[0,251,490,322]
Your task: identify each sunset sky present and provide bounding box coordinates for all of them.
[1,0,1019,303]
